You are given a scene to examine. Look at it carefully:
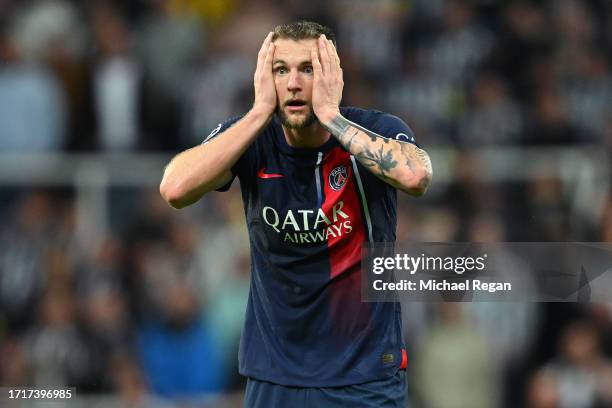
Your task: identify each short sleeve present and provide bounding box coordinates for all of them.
[369,113,419,147]
[201,115,244,192]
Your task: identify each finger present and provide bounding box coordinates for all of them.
[325,40,339,77]
[311,46,322,77]
[323,34,335,67]
[263,41,275,73]
[323,38,337,73]
[318,35,331,75]
[256,32,273,71]
[327,39,341,71]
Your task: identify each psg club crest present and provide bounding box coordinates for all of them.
[329,166,349,191]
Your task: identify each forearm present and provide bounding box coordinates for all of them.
[322,113,432,196]
[160,108,271,208]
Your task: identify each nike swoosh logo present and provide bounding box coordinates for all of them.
[258,168,284,179]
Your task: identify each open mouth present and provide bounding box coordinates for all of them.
[286,100,307,108]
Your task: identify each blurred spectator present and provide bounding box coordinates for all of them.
[9,0,86,62]
[332,0,405,78]
[524,88,580,145]
[385,54,458,146]
[0,25,66,151]
[72,236,132,392]
[413,303,498,408]
[486,1,552,103]
[0,192,56,331]
[525,174,569,241]
[196,188,249,296]
[109,352,173,408]
[136,280,227,397]
[560,48,612,143]
[458,73,523,146]
[91,1,142,151]
[553,0,597,53]
[526,370,560,408]
[0,337,30,387]
[419,0,492,85]
[137,0,206,150]
[600,197,612,243]
[205,251,250,388]
[23,287,90,388]
[531,320,612,408]
[9,0,97,151]
[183,50,253,145]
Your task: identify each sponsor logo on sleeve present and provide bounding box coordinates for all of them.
[203,123,222,143]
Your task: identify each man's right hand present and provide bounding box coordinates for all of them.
[252,32,277,117]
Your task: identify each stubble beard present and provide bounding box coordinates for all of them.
[276,104,318,129]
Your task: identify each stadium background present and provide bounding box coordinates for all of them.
[0,0,611,407]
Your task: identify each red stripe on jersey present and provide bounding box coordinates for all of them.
[321,147,366,279]
[322,147,370,338]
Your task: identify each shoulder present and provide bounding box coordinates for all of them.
[340,106,416,143]
[341,106,406,128]
[203,112,278,144]
[202,114,244,144]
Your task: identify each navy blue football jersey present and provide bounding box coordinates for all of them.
[203,107,417,387]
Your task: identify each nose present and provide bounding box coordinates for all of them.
[287,69,301,92]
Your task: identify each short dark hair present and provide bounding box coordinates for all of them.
[272,21,336,46]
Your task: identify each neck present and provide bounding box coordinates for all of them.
[283,121,331,149]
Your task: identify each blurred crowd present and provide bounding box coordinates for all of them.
[1,0,612,407]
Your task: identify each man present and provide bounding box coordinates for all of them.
[160,21,432,407]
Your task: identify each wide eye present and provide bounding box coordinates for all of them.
[275,66,288,75]
[303,66,313,74]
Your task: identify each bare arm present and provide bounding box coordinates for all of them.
[160,32,278,209]
[322,114,432,196]
[160,109,271,208]
[311,35,432,196]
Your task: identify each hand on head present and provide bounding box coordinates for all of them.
[252,32,277,117]
[311,34,343,125]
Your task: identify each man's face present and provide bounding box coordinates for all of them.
[272,38,318,129]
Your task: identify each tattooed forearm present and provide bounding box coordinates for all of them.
[355,145,398,177]
[324,115,352,139]
[399,141,432,175]
[343,128,360,151]
[322,113,432,195]
[324,114,379,143]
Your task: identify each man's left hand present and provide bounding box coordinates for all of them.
[311,35,343,125]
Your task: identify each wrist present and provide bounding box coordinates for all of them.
[316,108,341,127]
[249,105,274,123]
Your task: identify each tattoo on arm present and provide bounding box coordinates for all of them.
[323,113,432,192]
[324,115,352,139]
